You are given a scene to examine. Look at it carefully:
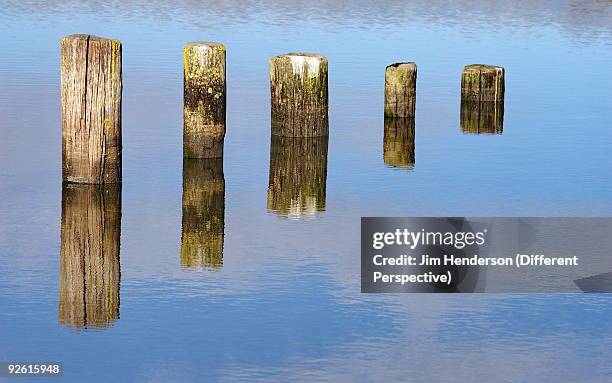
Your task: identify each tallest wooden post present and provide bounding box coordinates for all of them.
[61,34,122,184]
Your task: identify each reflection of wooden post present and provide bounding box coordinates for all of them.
[270,53,328,137]
[183,42,226,158]
[59,184,121,328]
[61,34,122,184]
[460,101,504,134]
[267,136,328,217]
[384,118,415,168]
[461,64,504,102]
[384,62,417,118]
[181,159,225,268]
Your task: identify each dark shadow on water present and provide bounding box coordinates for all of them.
[574,272,612,293]
[59,183,121,329]
[181,158,225,269]
[383,117,415,169]
[460,101,504,135]
[267,135,328,218]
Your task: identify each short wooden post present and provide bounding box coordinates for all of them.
[59,184,121,328]
[267,136,328,217]
[269,53,328,137]
[61,34,122,184]
[460,101,504,134]
[461,64,504,102]
[183,42,226,158]
[181,159,225,268]
[384,62,417,118]
[384,118,415,168]
[460,64,505,134]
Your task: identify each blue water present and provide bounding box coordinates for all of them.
[1,1,611,382]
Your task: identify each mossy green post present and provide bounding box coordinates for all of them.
[383,118,415,168]
[461,64,505,102]
[269,53,328,137]
[384,62,417,118]
[183,42,226,158]
[181,159,225,268]
[61,34,122,184]
[267,136,328,218]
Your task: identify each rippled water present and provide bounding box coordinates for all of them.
[1,1,611,382]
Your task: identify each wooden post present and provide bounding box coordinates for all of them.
[181,159,225,268]
[461,64,504,102]
[61,34,122,184]
[384,62,417,118]
[267,136,328,217]
[460,65,504,134]
[384,118,415,168]
[183,42,226,158]
[59,184,121,328]
[270,53,328,137]
[460,101,504,134]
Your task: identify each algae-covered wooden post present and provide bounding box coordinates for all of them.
[384,118,415,168]
[183,42,226,158]
[384,62,417,118]
[267,136,328,217]
[269,53,328,137]
[59,184,121,328]
[461,64,504,102]
[61,34,122,184]
[181,159,225,268]
[460,64,505,134]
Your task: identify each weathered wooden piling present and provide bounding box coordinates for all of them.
[59,184,121,328]
[183,42,226,158]
[461,64,505,102]
[460,101,504,134]
[270,53,328,137]
[267,136,328,217]
[384,118,415,168]
[384,62,417,118]
[61,34,122,184]
[181,159,225,268]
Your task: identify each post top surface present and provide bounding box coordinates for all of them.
[270,53,328,76]
[386,62,417,69]
[273,52,327,62]
[184,41,225,49]
[463,64,504,71]
[62,34,121,44]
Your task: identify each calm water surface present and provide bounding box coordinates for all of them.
[1,1,611,382]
